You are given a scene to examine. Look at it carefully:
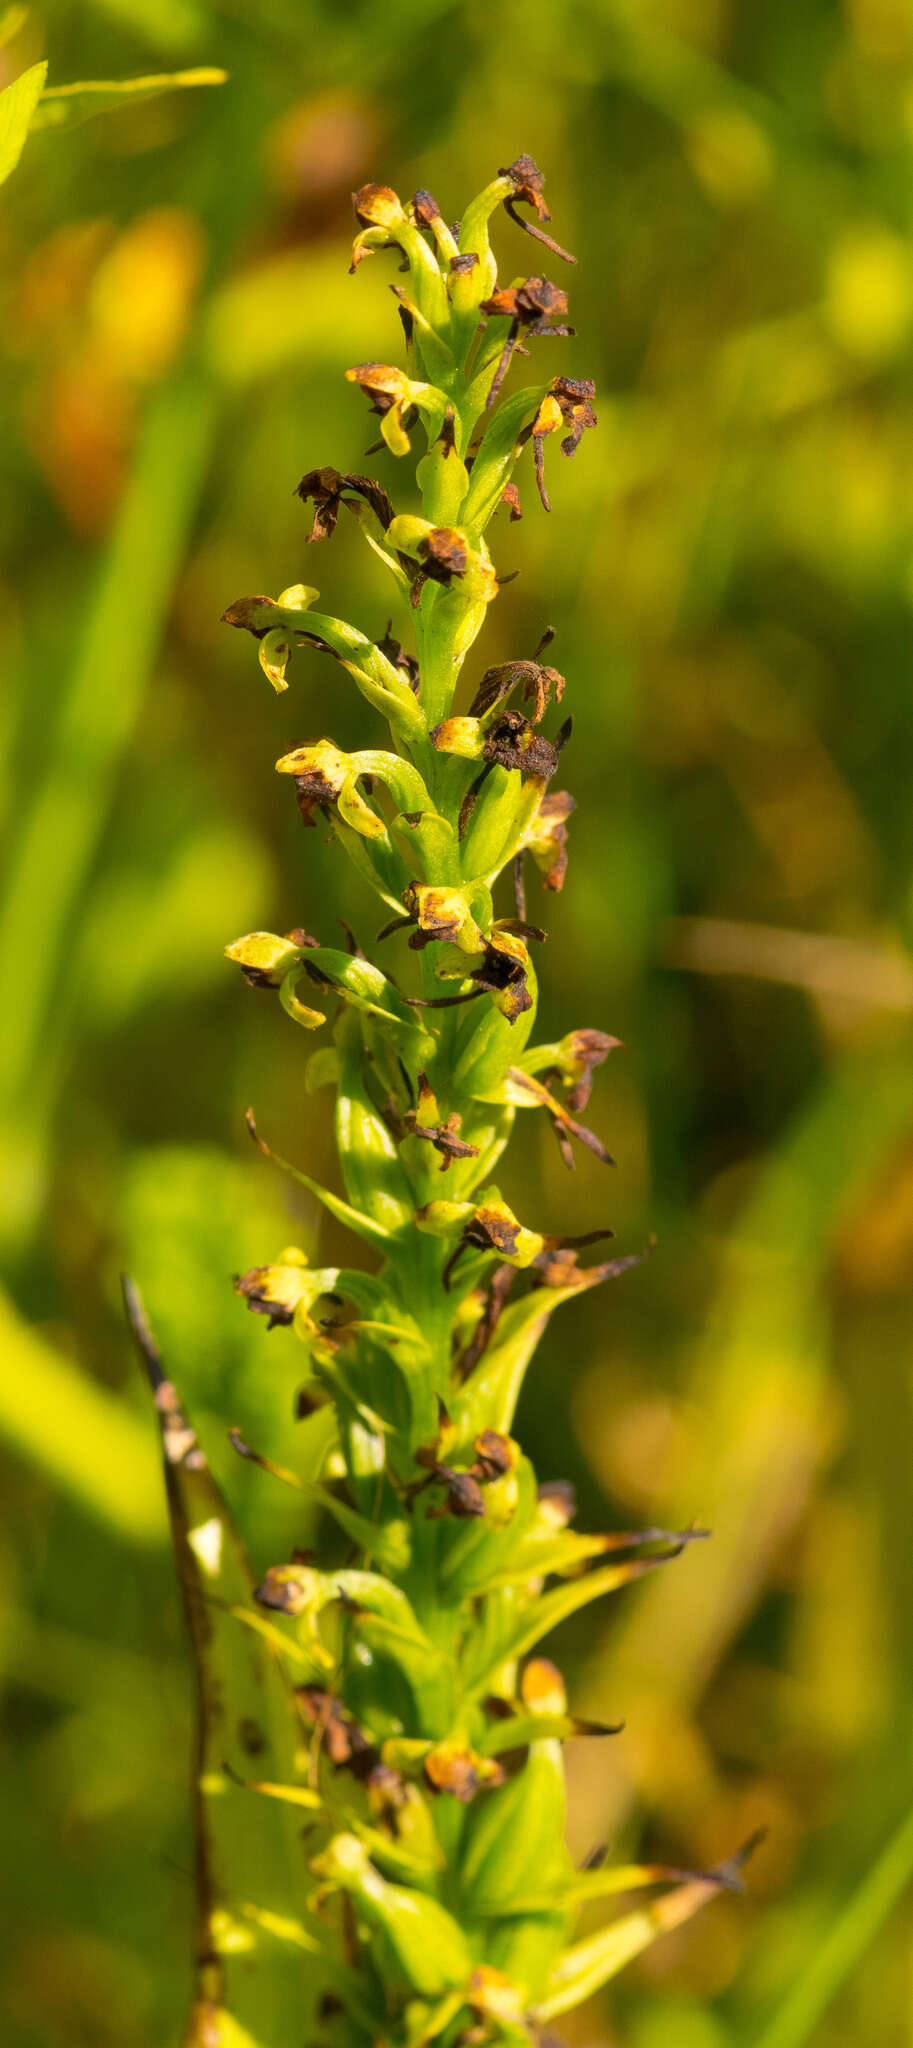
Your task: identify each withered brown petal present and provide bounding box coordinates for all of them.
[428,1466,487,1519]
[419,527,469,578]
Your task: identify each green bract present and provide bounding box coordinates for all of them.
[131,157,747,2048]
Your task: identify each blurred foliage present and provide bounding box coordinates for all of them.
[2,0,913,2043]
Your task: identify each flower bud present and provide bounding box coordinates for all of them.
[481,709,568,779]
[554,1027,622,1109]
[234,1249,341,1338]
[422,1741,504,1801]
[274,739,385,840]
[410,188,458,261]
[402,1072,479,1172]
[224,930,305,987]
[345,364,447,458]
[275,735,343,797]
[470,926,537,1023]
[480,276,575,407]
[469,1967,525,2024]
[295,467,394,544]
[254,1562,321,1617]
[401,882,487,954]
[221,586,318,636]
[429,716,485,760]
[521,1657,567,1717]
[352,184,406,230]
[448,249,481,316]
[416,1193,545,1272]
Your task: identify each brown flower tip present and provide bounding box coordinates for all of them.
[501,155,550,221]
[561,1028,622,1110]
[419,526,469,581]
[500,154,577,264]
[220,594,277,637]
[225,929,312,988]
[403,1072,480,1172]
[234,1263,299,1327]
[345,362,422,456]
[473,1429,518,1480]
[254,1564,314,1616]
[506,1065,615,1170]
[447,249,481,315]
[525,376,596,509]
[469,926,539,1023]
[482,708,569,780]
[521,1656,567,1716]
[552,374,597,455]
[480,275,569,324]
[400,882,485,953]
[531,1237,653,1292]
[351,183,404,230]
[466,1203,525,1260]
[296,467,394,543]
[411,187,444,231]
[470,657,566,724]
[296,1686,380,1778]
[537,1478,577,1527]
[416,1417,520,1516]
[346,360,406,408]
[498,480,523,521]
[481,275,575,409]
[453,1262,517,1380]
[520,788,576,896]
[366,1762,409,1825]
[376,623,420,693]
[274,739,348,827]
[469,1967,525,2023]
[420,1192,545,1287]
[426,1464,487,1519]
[423,1741,504,1802]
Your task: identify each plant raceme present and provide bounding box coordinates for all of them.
[127,159,753,2048]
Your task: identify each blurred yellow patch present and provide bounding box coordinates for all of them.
[825,221,913,361]
[684,107,773,209]
[90,206,205,381]
[848,0,913,64]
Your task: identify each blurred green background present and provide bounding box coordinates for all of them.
[3,1,913,2043]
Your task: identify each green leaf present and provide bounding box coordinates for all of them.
[463,1547,684,1696]
[479,1711,620,1759]
[246,1108,397,1251]
[450,1291,553,1439]
[334,1008,415,1232]
[307,948,425,1034]
[535,1871,731,2020]
[460,386,548,529]
[228,1425,410,1572]
[0,59,46,186]
[30,65,227,132]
